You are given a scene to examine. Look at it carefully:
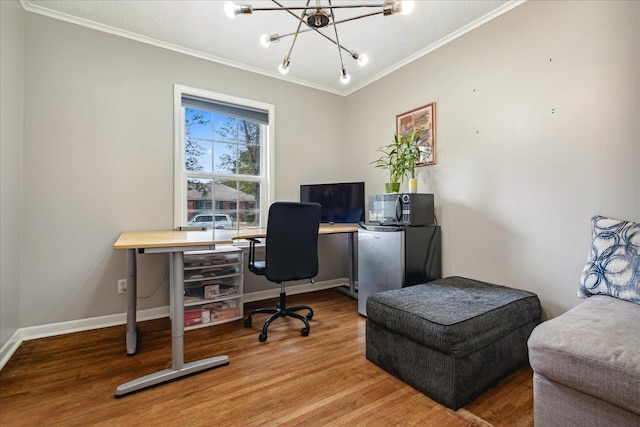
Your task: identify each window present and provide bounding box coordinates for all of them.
[174,85,274,230]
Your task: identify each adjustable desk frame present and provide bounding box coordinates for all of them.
[337,232,357,299]
[113,231,233,397]
[113,225,358,397]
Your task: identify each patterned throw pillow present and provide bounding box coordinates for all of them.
[578,215,640,304]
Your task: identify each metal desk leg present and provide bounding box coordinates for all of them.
[126,249,137,355]
[115,251,229,397]
[337,231,358,299]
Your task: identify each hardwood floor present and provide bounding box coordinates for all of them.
[0,289,533,426]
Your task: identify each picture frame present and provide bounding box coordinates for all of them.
[396,102,436,166]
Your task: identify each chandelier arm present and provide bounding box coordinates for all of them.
[252,4,388,12]
[328,0,345,69]
[283,0,311,64]
[332,10,384,24]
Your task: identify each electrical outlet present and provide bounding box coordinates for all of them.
[118,279,127,295]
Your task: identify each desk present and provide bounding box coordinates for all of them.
[112,224,358,396]
[113,229,234,397]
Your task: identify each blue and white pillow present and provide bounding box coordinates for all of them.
[578,215,640,304]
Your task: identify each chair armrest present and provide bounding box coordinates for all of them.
[246,238,261,273]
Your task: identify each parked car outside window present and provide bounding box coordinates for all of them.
[187,213,233,230]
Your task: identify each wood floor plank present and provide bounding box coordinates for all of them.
[0,289,533,426]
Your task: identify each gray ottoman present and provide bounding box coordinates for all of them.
[366,276,542,410]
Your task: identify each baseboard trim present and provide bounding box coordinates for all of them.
[0,278,349,371]
[0,330,22,372]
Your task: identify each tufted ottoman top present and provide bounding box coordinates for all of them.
[366,276,541,357]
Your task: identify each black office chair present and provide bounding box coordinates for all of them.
[244,201,322,342]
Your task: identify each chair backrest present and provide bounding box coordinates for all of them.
[264,201,322,283]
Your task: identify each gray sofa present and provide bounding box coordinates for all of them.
[528,295,640,426]
[528,215,640,426]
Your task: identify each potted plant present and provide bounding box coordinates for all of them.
[372,127,423,193]
[371,138,404,193]
[403,128,423,193]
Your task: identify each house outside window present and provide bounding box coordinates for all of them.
[174,85,274,230]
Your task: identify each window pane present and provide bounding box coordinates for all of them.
[238,144,260,176]
[213,113,236,142]
[213,141,236,174]
[239,180,261,227]
[237,120,260,144]
[185,108,212,139]
[213,180,238,228]
[185,140,212,173]
[187,178,213,225]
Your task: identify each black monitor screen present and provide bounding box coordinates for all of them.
[300,182,365,224]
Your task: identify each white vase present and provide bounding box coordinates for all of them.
[408,178,418,193]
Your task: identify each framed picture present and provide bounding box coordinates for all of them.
[396,102,436,166]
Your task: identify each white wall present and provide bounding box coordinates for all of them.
[1,1,25,349]
[19,13,349,328]
[345,0,640,318]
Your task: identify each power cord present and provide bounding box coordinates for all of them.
[136,253,169,299]
[423,226,437,280]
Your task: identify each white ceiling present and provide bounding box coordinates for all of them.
[21,0,523,96]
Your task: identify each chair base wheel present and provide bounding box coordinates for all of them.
[246,298,313,342]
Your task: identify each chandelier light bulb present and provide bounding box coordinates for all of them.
[400,1,414,15]
[224,2,252,18]
[357,53,369,67]
[260,34,280,48]
[279,59,290,75]
[224,2,238,18]
[340,68,351,85]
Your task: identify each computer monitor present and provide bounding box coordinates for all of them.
[300,182,365,224]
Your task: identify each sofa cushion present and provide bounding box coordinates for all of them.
[528,295,640,415]
[578,215,640,304]
[366,276,541,357]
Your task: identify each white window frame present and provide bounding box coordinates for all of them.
[173,84,275,229]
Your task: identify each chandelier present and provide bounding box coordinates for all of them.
[224,1,414,85]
